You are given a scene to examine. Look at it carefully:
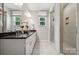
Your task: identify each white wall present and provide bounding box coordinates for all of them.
[12,11,21,15]
[30,11,49,41]
[54,4,60,53]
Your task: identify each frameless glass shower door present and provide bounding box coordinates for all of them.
[63,4,77,55]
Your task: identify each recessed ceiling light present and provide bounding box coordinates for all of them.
[14,3,23,5]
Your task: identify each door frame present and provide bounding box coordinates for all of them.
[50,11,55,43]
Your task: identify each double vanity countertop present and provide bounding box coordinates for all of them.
[0,30,36,39]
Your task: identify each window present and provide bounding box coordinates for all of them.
[15,16,21,25]
[40,16,45,26]
[40,22,45,25]
[12,16,21,26]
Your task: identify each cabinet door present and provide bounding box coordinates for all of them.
[0,39,25,55]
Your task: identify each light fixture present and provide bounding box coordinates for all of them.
[25,12,32,18]
[14,3,23,5]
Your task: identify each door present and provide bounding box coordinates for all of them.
[63,4,77,54]
[0,39,25,55]
[50,12,54,43]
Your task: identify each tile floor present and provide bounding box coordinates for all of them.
[63,41,76,55]
[32,40,61,55]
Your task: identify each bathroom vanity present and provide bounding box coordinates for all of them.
[0,30,37,55]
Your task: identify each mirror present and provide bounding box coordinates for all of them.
[0,3,22,32]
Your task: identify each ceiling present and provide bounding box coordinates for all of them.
[4,3,22,11]
[4,3,55,11]
[26,3,55,11]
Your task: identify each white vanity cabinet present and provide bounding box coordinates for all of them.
[0,32,36,55]
[0,39,25,55]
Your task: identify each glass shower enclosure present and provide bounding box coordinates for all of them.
[63,3,77,55]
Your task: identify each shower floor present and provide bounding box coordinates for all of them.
[63,41,76,55]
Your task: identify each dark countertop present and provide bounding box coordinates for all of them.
[0,30,36,39]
